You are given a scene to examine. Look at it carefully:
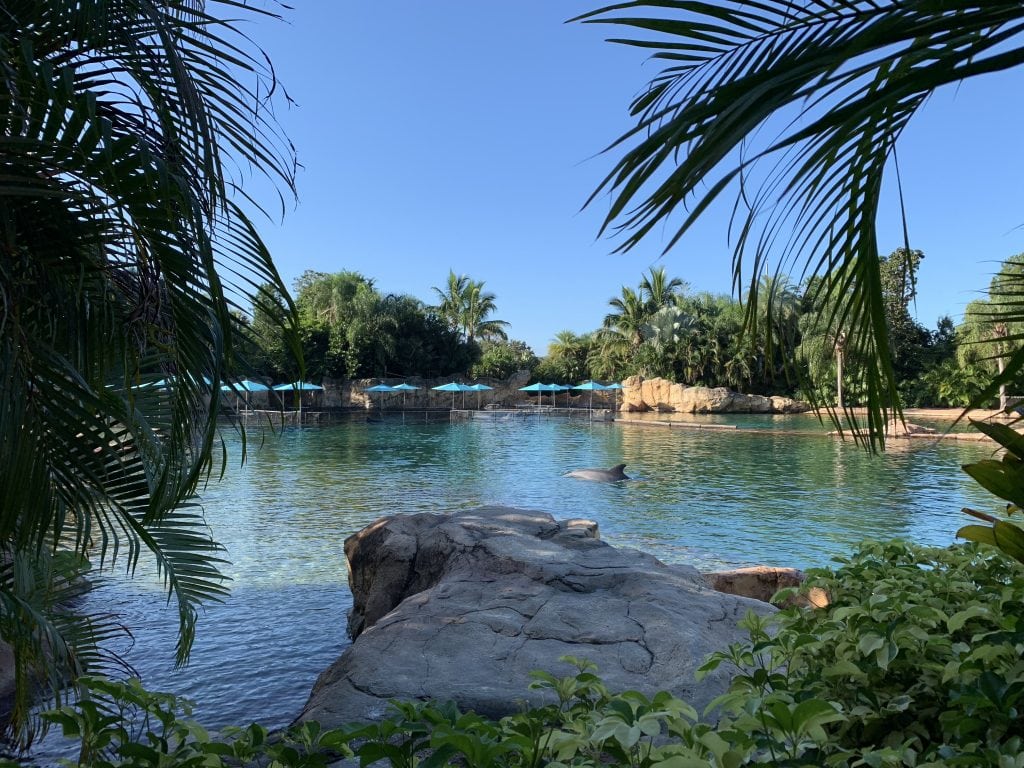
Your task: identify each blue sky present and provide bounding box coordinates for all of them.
[246,2,1024,355]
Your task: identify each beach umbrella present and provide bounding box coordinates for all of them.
[605,382,624,411]
[519,382,550,408]
[272,380,324,417]
[467,383,493,409]
[432,381,466,409]
[365,383,396,411]
[552,384,571,408]
[571,380,609,410]
[220,378,270,413]
[392,382,420,408]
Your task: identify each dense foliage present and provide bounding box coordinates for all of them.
[237,251,1024,407]
[0,0,299,743]
[249,271,480,380]
[31,542,1024,767]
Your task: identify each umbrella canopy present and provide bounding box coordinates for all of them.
[220,379,269,392]
[220,379,270,413]
[551,384,571,407]
[432,381,469,408]
[605,382,624,411]
[467,383,494,409]
[392,382,420,407]
[519,382,555,408]
[572,380,609,409]
[365,383,396,410]
[272,381,323,391]
[272,381,323,416]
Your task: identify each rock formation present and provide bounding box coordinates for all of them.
[621,376,809,414]
[704,567,829,609]
[297,508,774,727]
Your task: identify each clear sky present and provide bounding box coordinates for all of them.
[245,2,1024,355]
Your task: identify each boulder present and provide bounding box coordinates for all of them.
[679,386,736,413]
[770,396,810,414]
[298,508,774,727]
[622,375,646,412]
[704,566,829,609]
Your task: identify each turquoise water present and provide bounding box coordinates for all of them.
[36,416,997,758]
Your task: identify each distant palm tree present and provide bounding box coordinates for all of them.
[464,280,510,343]
[432,271,471,336]
[431,271,508,343]
[577,0,1024,438]
[0,0,298,742]
[639,267,688,315]
[603,286,649,350]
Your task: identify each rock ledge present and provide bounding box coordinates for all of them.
[297,507,774,727]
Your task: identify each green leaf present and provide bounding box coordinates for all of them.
[947,605,991,632]
[857,633,885,657]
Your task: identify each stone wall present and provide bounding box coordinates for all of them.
[621,375,809,414]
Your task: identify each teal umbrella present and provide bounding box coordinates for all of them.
[605,382,624,411]
[571,380,609,410]
[519,382,552,408]
[220,378,270,412]
[467,383,493,409]
[272,381,324,416]
[552,384,571,408]
[392,382,420,408]
[432,381,468,409]
[366,383,396,410]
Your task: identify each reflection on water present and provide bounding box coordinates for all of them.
[35,418,996,760]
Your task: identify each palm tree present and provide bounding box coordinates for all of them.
[958,256,1024,409]
[602,286,649,350]
[432,271,471,336]
[576,0,1024,441]
[0,1,298,742]
[431,272,509,343]
[463,280,510,343]
[639,267,688,315]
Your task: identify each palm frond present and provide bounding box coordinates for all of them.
[0,0,300,742]
[577,0,1024,441]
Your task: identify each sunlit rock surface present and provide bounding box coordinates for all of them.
[621,376,810,414]
[297,507,773,726]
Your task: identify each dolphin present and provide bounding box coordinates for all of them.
[563,463,630,482]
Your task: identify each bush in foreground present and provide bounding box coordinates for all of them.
[17,541,1024,767]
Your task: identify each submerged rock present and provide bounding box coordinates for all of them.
[297,507,774,727]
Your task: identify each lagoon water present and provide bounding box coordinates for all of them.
[37,414,997,758]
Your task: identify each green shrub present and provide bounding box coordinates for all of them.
[23,542,1024,768]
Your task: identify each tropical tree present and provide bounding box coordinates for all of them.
[431,271,509,343]
[432,271,471,337]
[601,286,649,351]
[0,0,299,743]
[463,280,510,343]
[639,266,688,315]
[957,255,1024,409]
[576,0,1024,441]
[472,340,538,380]
[539,331,594,384]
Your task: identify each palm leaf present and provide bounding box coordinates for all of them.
[0,0,299,743]
[576,1,1024,442]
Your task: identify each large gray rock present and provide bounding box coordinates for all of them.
[297,507,773,727]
